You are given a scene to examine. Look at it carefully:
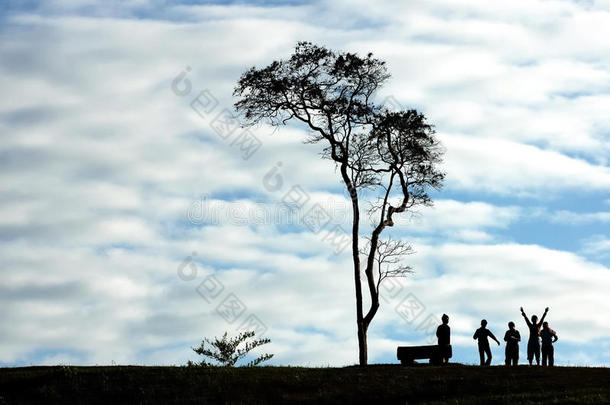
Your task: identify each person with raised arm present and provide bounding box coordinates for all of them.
[473,319,500,366]
[520,306,549,366]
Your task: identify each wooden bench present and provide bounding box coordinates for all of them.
[397,345,452,365]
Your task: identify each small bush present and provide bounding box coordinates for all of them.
[189,331,273,367]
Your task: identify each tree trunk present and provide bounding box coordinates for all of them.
[340,163,367,365]
[358,322,367,365]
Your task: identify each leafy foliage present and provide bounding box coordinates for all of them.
[189,331,273,367]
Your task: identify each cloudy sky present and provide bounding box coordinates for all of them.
[1,0,609,367]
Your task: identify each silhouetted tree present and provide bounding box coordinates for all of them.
[190,331,273,367]
[234,42,445,365]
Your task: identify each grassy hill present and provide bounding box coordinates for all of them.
[1,364,609,404]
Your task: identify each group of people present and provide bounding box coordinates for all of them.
[436,307,559,366]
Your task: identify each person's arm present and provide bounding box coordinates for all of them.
[504,331,509,342]
[516,331,521,342]
[473,329,478,340]
[552,332,558,343]
[539,307,549,325]
[490,331,500,345]
[520,307,532,327]
[436,326,440,339]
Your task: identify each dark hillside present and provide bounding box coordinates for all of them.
[1,364,609,404]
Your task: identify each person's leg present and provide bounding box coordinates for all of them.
[485,345,492,366]
[527,341,534,365]
[478,346,485,366]
[442,345,450,364]
[510,349,518,366]
[534,342,541,365]
[542,346,548,366]
[549,346,554,367]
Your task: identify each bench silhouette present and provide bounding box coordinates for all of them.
[397,345,452,365]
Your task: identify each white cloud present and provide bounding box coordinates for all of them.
[550,210,610,224]
[396,199,520,232]
[440,133,610,195]
[581,235,610,258]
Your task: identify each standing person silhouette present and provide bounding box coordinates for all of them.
[503,321,521,366]
[540,321,558,366]
[436,314,451,364]
[520,306,549,366]
[473,319,500,366]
